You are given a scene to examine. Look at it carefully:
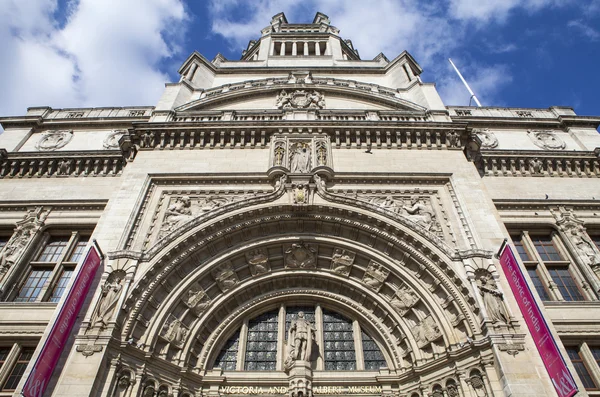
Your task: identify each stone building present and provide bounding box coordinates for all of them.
[0,11,599,397]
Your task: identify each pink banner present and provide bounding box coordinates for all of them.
[499,244,577,397]
[22,244,102,397]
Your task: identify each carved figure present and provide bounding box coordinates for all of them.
[285,312,316,369]
[276,90,291,109]
[35,130,73,151]
[57,159,71,175]
[402,196,434,229]
[277,90,325,109]
[293,183,308,204]
[362,262,389,291]
[528,130,566,150]
[390,286,418,315]
[143,385,156,397]
[569,228,600,267]
[308,90,325,108]
[141,131,153,148]
[529,158,543,175]
[0,226,34,273]
[315,141,327,166]
[162,318,187,347]
[160,196,193,236]
[212,263,239,292]
[104,130,127,149]
[284,242,316,269]
[447,130,460,147]
[273,142,286,166]
[245,248,270,276]
[289,143,311,173]
[412,315,441,347]
[473,128,498,149]
[117,374,131,390]
[330,248,355,276]
[477,273,510,324]
[93,273,124,327]
[183,288,211,315]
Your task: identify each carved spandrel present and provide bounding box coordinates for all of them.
[362,261,389,292]
[284,242,317,269]
[245,248,270,276]
[330,248,355,276]
[0,207,47,277]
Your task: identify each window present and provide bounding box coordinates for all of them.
[1,347,35,391]
[566,346,597,390]
[212,305,387,372]
[11,232,89,303]
[510,232,589,302]
[0,347,10,370]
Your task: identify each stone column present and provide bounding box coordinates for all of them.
[304,42,309,56]
[292,42,297,56]
[315,42,321,56]
[280,42,286,56]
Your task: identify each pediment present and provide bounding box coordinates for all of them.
[176,77,427,113]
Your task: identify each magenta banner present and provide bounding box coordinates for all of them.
[499,244,577,397]
[22,244,102,397]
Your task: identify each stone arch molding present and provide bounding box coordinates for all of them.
[175,76,428,113]
[116,201,488,378]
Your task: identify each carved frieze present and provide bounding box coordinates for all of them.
[245,248,270,276]
[276,89,325,110]
[35,130,73,151]
[390,285,419,315]
[528,130,566,150]
[330,248,355,276]
[284,242,317,269]
[362,261,389,292]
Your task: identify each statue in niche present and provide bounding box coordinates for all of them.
[183,288,211,315]
[284,311,317,370]
[293,183,308,204]
[402,196,434,229]
[273,142,286,166]
[412,315,441,347]
[529,158,543,175]
[162,317,187,348]
[362,261,390,292]
[92,272,124,327]
[289,142,311,173]
[477,272,510,324]
[245,248,270,276]
[160,196,193,236]
[284,242,317,269]
[390,286,418,315]
[0,225,35,274]
[330,248,355,276]
[568,227,600,267]
[212,263,239,292]
[315,141,327,166]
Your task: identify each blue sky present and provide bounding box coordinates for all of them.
[1,0,599,119]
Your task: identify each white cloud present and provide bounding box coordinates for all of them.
[567,19,600,41]
[438,63,512,106]
[448,0,568,23]
[0,0,189,119]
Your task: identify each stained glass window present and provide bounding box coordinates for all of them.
[323,310,356,370]
[214,330,240,371]
[362,331,386,370]
[245,310,278,370]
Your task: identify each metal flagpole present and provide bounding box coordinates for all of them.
[448,58,482,107]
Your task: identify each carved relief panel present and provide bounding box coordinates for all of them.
[269,134,332,171]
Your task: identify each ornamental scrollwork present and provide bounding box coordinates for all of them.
[527,129,566,150]
[276,89,325,110]
[35,130,73,151]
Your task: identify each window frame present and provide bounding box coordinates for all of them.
[0,343,37,392]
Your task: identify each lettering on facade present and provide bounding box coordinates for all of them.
[218,385,382,395]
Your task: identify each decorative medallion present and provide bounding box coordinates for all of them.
[473,128,498,149]
[245,248,270,276]
[527,130,566,150]
[276,89,325,109]
[284,242,317,269]
[211,263,239,292]
[35,130,73,151]
[103,130,127,149]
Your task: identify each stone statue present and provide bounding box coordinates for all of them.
[315,141,327,166]
[273,142,286,166]
[402,196,434,229]
[0,226,34,274]
[447,130,460,147]
[477,273,510,324]
[57,159,71,175]
[529,158,543,175]
[245,248,270,276]
[141,131,153,148]
[289,143,311,173]
[569,228,600,267]
[284,242,316,269]
[93,273,124,327]
[330,248,355,276]
[285,312,316,370]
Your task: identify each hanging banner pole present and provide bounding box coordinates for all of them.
[22,241,103,397]
[498,243,577,397]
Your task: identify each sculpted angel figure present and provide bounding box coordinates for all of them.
[285,312,316,370]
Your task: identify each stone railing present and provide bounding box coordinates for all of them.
[477,149,600,178]
[0,150,127,178]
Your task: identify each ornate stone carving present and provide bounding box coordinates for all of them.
[476,270,510,324]
[245,248,270,276]
[0,208,47,276]
[35,130,73,151]
[57,159,72,175]
[390,285,418,315]
[143,384,156,397]
[284,242,317,269]
[569,228,600,268]
[289,141,312,173]
[315,139,328,166]
[276,89,324,110]
[104,130,127,149]
[528,130,566,150]
[361,194,440,234]
[362,261,389,292]
[330,248,355,276]
[467,371,488,397]
[161,315,188,348]
[402,195,435,230]
[159,196,193,238]
[528,158,543,175]
[211,263,239,292]
[412,315,442,347]
[284,311,317,371]
[473,128,498,149]
[117,373,132,390]
[273,141,286,166]
[91,271,125,328]
[292,183,309,204]
[76,343,103,356]
[447,130,461,148]
[183,287,211,316]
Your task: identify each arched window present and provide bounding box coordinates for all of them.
[212,305,387,371]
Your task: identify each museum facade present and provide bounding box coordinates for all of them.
[1,11,600,397]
